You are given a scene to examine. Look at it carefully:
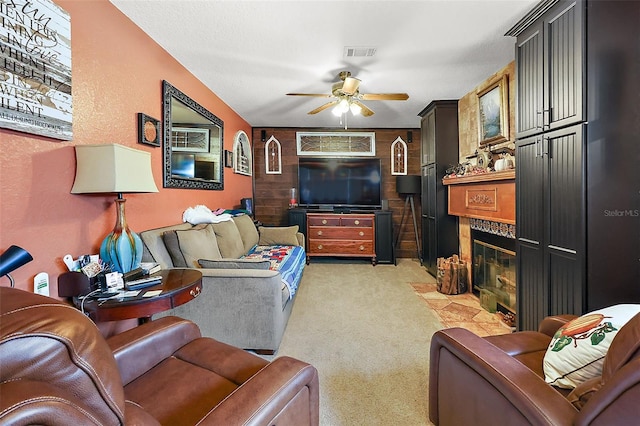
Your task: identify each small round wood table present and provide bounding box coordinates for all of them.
[76,269,202,324]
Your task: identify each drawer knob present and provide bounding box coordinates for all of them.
[190,286,201,298]
[354,220,360,225]
[322,219,327,225]
[317,244,323,250]
[317,230,323,236]
[359,231,364,236]
[359,245,365,251]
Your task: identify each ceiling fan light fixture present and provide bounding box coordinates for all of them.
[333,98,350,116]
[350,102,362,116]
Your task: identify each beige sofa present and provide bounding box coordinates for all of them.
[139,214,305,354]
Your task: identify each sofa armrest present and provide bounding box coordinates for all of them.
[538,314,578,337]
[107,316,201,386]
[204,356,319,425]
[429,327,577,426]
[296,232,305,248]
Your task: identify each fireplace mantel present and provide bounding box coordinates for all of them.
[443,170,515,224]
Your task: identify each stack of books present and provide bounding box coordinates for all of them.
[140,262,161,275]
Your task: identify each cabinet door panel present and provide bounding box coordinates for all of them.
[515,22,544,138]
[425,165,437,218]
[545,0,584,130]
[423,217,437,275]
[422,110,436,165]
[548,250,583,317]
[546,126,584,253]
[516,136,544,244]
[517,242,547,331]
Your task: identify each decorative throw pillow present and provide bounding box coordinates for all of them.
[198,258,270,270]
[543,304,640,389]
[232,214,259,253]
[211,220,246,258]
[258,225,299,246]
[162,224,222,268]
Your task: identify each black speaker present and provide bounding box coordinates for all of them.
[261,130,266,142]
[240,198,253,215]
[407,131,413,143]
[396,175,421,194]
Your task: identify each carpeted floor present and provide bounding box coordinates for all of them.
[273,258,443,425]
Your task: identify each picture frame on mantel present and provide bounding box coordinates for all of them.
[477,75,509,146]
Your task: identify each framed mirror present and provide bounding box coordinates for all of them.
[162,80,223,190]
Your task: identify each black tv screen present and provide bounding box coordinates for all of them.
[298,157,382,209]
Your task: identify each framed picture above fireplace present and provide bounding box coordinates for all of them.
[477,75,509,147]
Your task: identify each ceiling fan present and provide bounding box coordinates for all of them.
[286,71,409,117]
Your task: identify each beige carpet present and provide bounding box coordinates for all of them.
[273,258,442,425]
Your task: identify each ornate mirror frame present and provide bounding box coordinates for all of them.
[162,80,224,190]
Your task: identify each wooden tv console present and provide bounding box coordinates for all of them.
[306,212,377,265]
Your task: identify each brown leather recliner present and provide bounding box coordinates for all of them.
[429,312,640,425]
[0,287,319,425]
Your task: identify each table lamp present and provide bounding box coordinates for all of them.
[71,144,158,273]
[0,245,33,287]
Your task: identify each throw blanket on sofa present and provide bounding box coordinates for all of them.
[243,245,305,299]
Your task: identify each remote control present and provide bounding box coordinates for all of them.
[125,275,162,290]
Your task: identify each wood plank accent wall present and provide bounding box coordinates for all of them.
[251,128,422,259]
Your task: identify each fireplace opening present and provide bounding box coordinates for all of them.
[472,228,516,322]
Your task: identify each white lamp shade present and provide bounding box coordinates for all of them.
[71,144,159,194]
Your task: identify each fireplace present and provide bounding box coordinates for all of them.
[471,226,516,317]
[442,169,516,323]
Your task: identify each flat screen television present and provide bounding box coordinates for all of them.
[298,157,382,210]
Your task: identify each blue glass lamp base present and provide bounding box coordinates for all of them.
[100,230,143,274]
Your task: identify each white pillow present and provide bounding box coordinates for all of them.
[543,304,640,389]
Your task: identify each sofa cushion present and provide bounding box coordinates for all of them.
[211,220,246,258]
[233,215,259,253]
[258,225,299,246]
[198,258,270,270]
[163,225,222,268]
[543,304,640,389]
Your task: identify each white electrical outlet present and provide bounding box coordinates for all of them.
[34,272,49,296]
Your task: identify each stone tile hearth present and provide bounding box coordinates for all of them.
[411,282,512,336]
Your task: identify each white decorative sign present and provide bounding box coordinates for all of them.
[0,0,72,140]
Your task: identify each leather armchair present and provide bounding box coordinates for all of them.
[0,287,319,425]
[429,312,640,425]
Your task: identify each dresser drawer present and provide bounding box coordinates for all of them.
[307,216,341,226]
[309,226,373,240]
[308,240,374,255]
[341,217,373,227]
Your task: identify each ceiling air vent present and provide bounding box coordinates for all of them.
[344,46,377,57]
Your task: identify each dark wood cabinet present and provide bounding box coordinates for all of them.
[418,101,459,277]
[509,0,640,330]
[513,0,584,139]
[516,124,585,330]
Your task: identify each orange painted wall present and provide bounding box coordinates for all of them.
[0,0,253,293]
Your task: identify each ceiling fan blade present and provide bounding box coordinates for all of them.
[353,100,375,117]
[341,77,361,96]
[308,100,338,115]
[360,93,409,101]
[287,93,332,98]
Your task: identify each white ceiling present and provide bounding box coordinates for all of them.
[110,0,537,129]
